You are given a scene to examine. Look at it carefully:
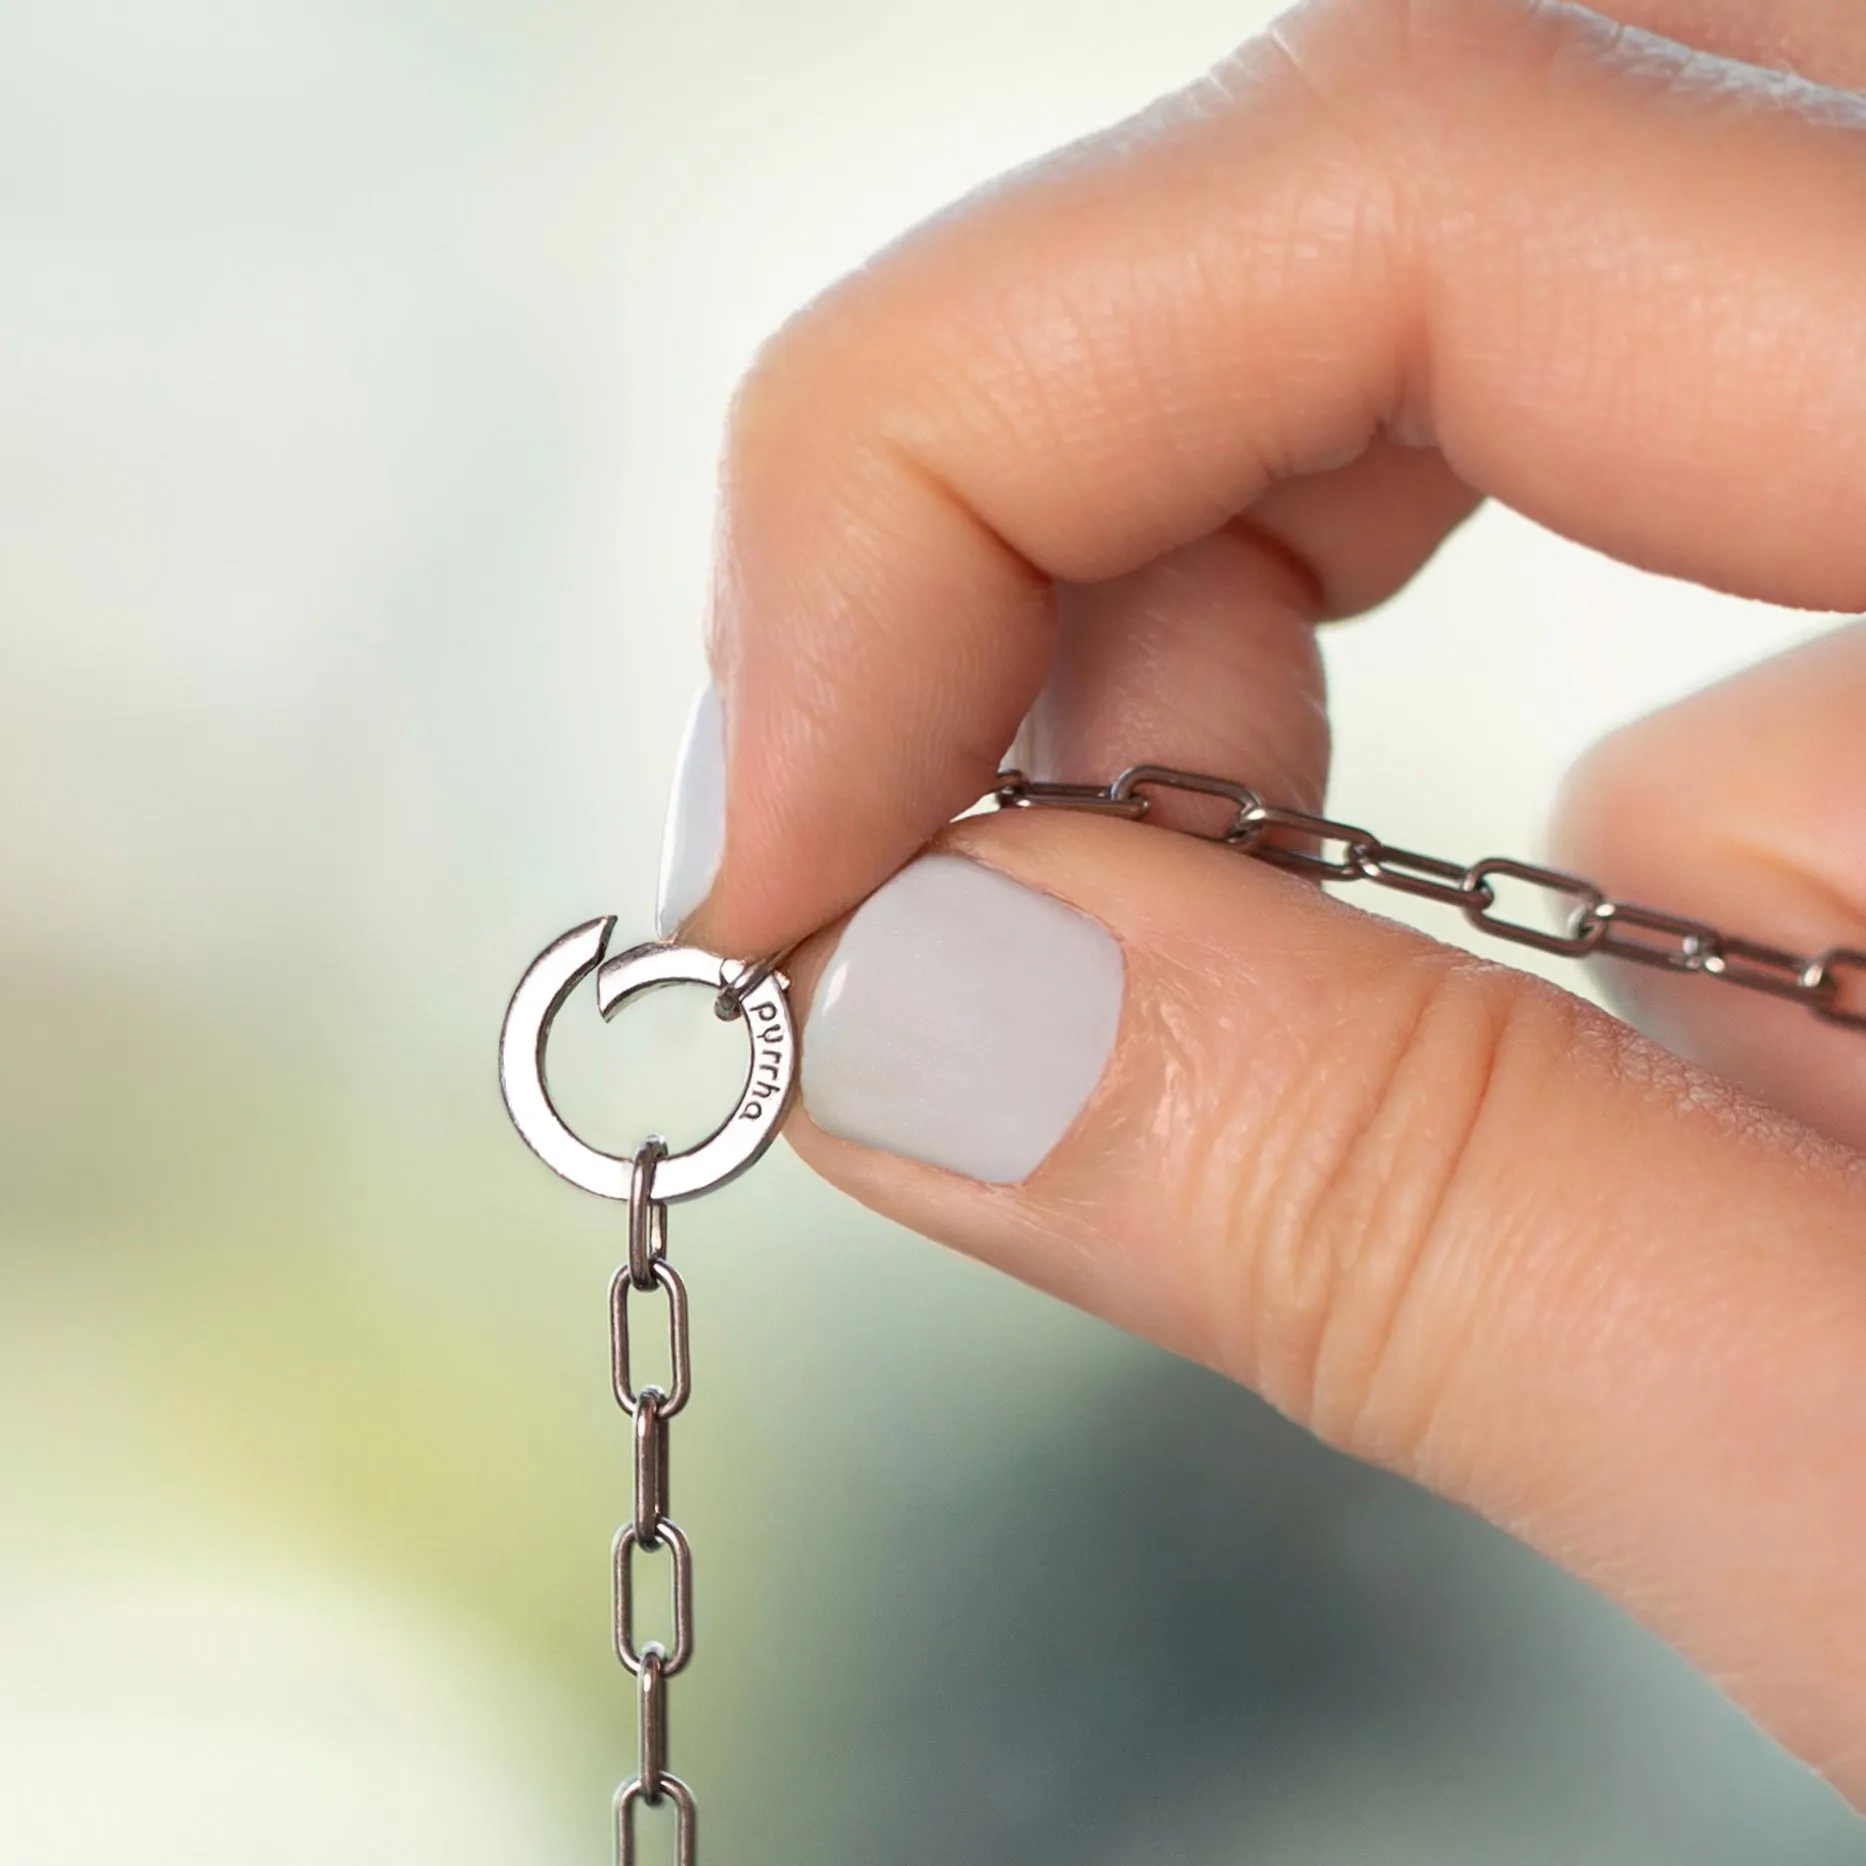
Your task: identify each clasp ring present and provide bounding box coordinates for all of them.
[498,918,797,1202]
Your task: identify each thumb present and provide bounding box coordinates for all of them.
[786,810,1866,1798]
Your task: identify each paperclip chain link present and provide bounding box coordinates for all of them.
[995,765,1866,1032]
[610,1139,697,1866]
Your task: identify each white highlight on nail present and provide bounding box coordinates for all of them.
[802,854,1124,1185]
[654,682,726,937]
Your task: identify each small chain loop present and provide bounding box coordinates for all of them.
[616,1774,696,1866]
[613,1518,695,1675]
[1359,844,1490,911]
[995,769,1148,818]
[628,1140,668,1291]
[636,1646,669,1802]
[1108,764,1262,839]
[611,1260,692,1417]
[1462,858,1606,958]
[714,949,792,1020]
[610,1185,697,1856]
[995,767,1866,1038]
[1231,804,1381,880]
[1583,899,1720,972]
[633,1388,668,1546]
[1699,934,1815,1004]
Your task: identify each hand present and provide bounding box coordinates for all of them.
[669,0,1866,1798]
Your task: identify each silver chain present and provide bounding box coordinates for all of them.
[502,934,800,1864]
[508,771,1860,1861]
[611,1138,698,1866]
[995,764,1866,1032]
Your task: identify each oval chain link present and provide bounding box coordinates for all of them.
[611,1139,696,1859]
[996,766,1866,1032]
[611,1257,692,1417]
[617,1774,695,1866]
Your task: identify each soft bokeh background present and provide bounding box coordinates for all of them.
[3,1,1860,1860]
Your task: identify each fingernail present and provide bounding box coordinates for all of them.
[655,682,727,937]
[802,854,1124,1184]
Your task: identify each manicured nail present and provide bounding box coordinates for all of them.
[655,682,727,937]
[802,854,1124,1184]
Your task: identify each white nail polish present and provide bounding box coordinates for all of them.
[655,682,727,937]
[802,854,1124,1184]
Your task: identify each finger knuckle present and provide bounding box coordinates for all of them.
[1218,947,1577,1475]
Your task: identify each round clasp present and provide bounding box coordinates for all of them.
[498,918,796,1202]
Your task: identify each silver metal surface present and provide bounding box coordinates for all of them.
[614,1517,695,1675]
[608,1172,698,1852]
[611,1259,691,1418]
[637,1646,669,1801]
[996,767,1866,1033]
[1109,762,1260,837]
[628,1140,669,1290]
[714,949,789,1019]
[1359,844,1485,911]
[1585,898,1718,969]
[1234,803,1381,881]
[1701,934,1813,1003]
[617,1774,696,1866]
[497,916,622,1200]
[633,1389,668,1545]
[996,772,1148,818]
[499,926,796,1203]
[1463,858,1605,959]
[598,942,796,1200]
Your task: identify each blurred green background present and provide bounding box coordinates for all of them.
[2,1,1860,1860]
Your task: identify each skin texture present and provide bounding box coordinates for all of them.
[678,0,1866,1800]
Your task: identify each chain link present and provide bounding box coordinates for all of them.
[612,1256,692,1417]
[612,1139,698,1865]
[627,1139,669,1292]
[995,766,1866,1033]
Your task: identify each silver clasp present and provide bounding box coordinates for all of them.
[498,920,797,1203]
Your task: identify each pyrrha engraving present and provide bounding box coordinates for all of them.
[739,994,792,1121]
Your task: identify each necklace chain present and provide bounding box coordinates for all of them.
[502,934,799,1866]
[511,763,1866,1862]
[995,764,1866,1033]
[611,1138,697,1865]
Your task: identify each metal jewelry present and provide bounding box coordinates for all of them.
[500,925,796,1865]
[998,765,1866,1030]
[496,762,1865,1861]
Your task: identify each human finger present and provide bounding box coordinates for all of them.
[787,807,1866,1797]
[1551,620,1866,1147]
[1602,0,1866,89]
[689,0,1866,957]
[1018,442,1477,820]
